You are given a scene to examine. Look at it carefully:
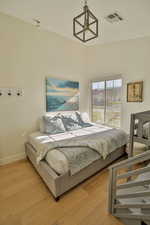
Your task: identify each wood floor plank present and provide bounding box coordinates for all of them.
[0,159,123,225]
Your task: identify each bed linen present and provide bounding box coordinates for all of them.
[28,132,70,174]
[28,125,107,174]
[28,124,111,152]
[28,124,127,175]
[45,149,69,174]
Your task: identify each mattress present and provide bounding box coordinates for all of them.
[27,124,116,175]
[143,122,150,139]
[135,122,150,139]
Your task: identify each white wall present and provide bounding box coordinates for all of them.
[0,12,88,164]
[87,37,150,132]
[1,11,150,165]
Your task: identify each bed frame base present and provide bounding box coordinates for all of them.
[25,143,126,201]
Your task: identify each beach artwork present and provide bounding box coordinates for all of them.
[46,77,79,112]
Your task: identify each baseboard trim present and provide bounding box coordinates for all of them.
[0,152,26,166]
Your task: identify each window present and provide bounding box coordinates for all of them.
[91,78,122,127]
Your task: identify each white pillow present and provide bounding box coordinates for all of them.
[39,115,53,133]
[39,118,45,133]
[39,112,91,133]
[80,112,90,123]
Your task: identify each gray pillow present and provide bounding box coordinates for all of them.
[75,112,93,128]
[61,113,82,131]
[43,115,66,134]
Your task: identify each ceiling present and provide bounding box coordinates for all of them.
[0,0,150,45]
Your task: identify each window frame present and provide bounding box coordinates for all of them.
[90,75,123,128]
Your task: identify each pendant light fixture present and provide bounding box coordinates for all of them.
[73,0,98,43]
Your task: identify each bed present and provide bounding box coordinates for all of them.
[25,112,127,200]
[129,110,150,157]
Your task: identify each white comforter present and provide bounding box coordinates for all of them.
[28,124,113,174]
[28,124,125,174]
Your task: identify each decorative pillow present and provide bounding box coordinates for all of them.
[39,118,45,133]
[80,112,90,123]
[61,113,82,131]
[43,115,66,134]
[75,112,92,128]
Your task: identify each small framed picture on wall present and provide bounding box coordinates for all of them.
[127,81,143,102]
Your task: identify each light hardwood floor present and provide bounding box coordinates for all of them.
[0,159,124,225]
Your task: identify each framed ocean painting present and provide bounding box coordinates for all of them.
[46,77,79,112]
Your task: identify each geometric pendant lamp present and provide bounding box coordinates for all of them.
[73,0,98,43]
